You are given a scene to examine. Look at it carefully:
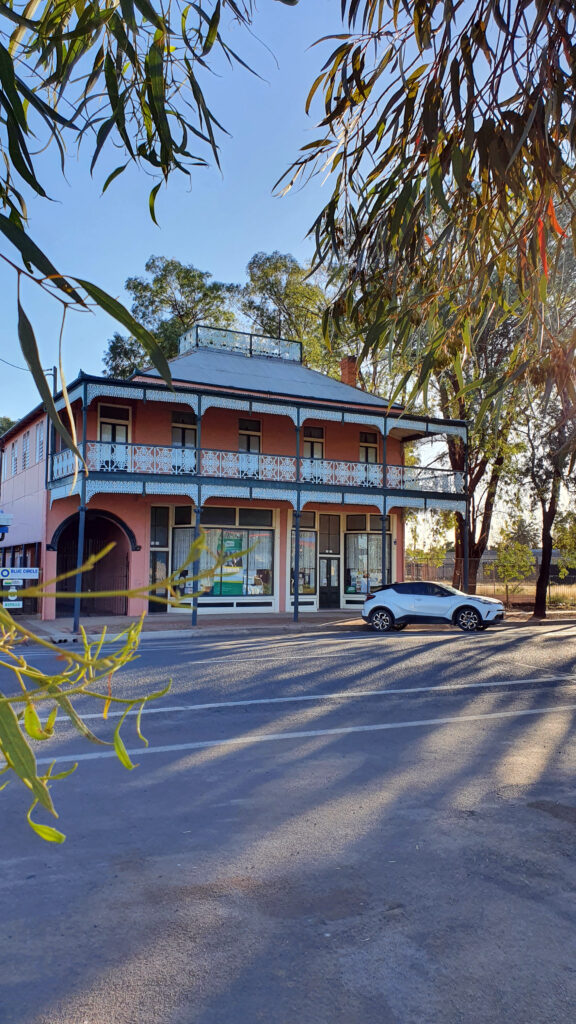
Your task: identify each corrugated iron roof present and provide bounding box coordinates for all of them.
[140,346,396,409]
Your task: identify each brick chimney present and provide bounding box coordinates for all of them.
[340,355,358,387]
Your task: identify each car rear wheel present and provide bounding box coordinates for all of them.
[369,608,395,633]
[455,606,482,632]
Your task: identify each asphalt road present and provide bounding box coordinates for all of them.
[2,621,576,1024]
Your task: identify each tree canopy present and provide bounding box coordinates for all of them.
[103,257,236,377]
[280,1,576,425]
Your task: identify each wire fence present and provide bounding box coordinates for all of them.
[404,559,576,608]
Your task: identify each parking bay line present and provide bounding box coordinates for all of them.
[53,674,575,721]
[37,701,576,765]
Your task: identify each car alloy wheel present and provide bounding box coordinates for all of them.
[370,608,394,632]
[455,606,482,632]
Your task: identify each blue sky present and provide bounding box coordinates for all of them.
[0,0,342,420]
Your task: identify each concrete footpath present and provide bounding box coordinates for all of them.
[12,608,576,644]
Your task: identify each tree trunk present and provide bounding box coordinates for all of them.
[533,470,561,618]
[451,449,505,595]
[534,507,555,618]
[453,512,464,589]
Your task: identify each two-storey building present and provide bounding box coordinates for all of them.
[0,326,467,621]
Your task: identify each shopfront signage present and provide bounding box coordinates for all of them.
[0,567,40,580]
[221,537,243,555]
[3,600,23,609]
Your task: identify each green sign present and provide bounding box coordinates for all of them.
[221,536,243,555]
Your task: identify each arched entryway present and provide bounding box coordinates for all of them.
[54,511,130,616]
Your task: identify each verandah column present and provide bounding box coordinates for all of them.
[192,398,203,627]
[381,415,388,587]
[72,382,88,634]
[463,424,469,592]
[293,414,301,622]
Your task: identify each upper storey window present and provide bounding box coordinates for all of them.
[239,418,261,453]
[359,431,378,464]
[21,431,30,470]
[172,411,197,449]
[303,425,324,460]
[99,404,130,444]
[10,440,17,476]
[35,421,44,463]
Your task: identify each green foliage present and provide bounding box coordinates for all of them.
[103,332,148,381]
[495,530,535,606]
[0,534,223,841]
[554,511,576,578]
[240,251,337,373]
[404,509,448,567]
[0,415,15,435]
[495,542,535,586]
[499,515,539,550]
[103,256,237,377]
[0,0,297,441]
[280,1,576,422]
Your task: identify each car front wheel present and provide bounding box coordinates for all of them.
[369,608,395,633]
[455,606,482,632]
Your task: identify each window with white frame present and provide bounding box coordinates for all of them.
[35,421,45,463]
[359,431,378,463]
[98,404,131,443]
[10,440,17,476]
[303,425,324,460]
[238,418,261,453]
[22,431,30,470]
[171,410,197,449]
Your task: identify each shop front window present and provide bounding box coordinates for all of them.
[194,528,274,596]
[345,533,391,593]
[290,529,317,594]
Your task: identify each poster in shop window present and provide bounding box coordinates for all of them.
[217,535,245,595]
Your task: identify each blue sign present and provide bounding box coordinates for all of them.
[0,567,39,580]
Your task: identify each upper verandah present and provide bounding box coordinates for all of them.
[1,324,467,448]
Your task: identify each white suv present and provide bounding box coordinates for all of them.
[363,581,505,633]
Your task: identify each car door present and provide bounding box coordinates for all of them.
[388,582,419,619]
[419,583,453,621]
[405,582,436,620]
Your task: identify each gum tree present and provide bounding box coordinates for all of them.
[281,1,576,430]
[103,257,238,378]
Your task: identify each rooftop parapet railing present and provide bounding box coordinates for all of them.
[50,443,465,495]
[178,324,302,363]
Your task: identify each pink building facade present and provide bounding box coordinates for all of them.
[0,327,467,621]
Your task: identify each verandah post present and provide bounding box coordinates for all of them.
[463,426,470,592]
[72,382,88,634]
[191,503,201,627]
[381,416,388,587]
[293,507,301,623]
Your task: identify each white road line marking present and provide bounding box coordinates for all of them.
[52,674,575,721]
[36,702,576,765]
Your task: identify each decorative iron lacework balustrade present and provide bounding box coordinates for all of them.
[300,459,384,488]
[52,449,78,479]
[50,442,464,495]
[200,450,297,481]
[178,324,302,362]
[84,442,197,475]
[386,465,464,494]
